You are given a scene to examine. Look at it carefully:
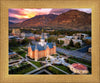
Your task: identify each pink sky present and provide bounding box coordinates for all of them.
[9,8,91,23]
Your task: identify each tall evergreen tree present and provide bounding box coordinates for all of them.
[69,39,74,47]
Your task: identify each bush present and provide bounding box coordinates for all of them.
[21,38,31,45]
[74,42,81,48]
[83,39,91,45]
[65,46,70,49]
[59,40,64,46]
[38,57,46,61]
[16,50,25,55]
[68,40,74,47]
[9,39,20,47]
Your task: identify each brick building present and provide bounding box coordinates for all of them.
[12,29,20,36]
[27,32,56,61]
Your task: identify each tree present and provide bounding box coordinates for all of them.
[35,38,40,42]
[68,40,74,47]
[9,39,19,47]
[83,39,91,45]
[47,36,57,42]
[56,40,59,44]
[59,40,64,46]
[21,38,31,45]
[65,45,70,49]
[74,42,81,48]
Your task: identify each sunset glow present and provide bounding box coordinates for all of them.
[9,8,91,23]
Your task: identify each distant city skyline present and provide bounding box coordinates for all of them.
[9,8,91,23]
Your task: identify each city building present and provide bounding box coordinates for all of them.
[34,34,41,38]
[9,36,16,39]
[27,31,56,61]
[12,29,21,36]
[21,32,34,38]
[83,37,91,41]
[88,47,91,53]
[9,36,24,41]
[9,52,17,58]
[69,63,89,74]
[72,39,82,45]
[58,36,82,46]
[42,33,50,39]
[27,36,35,40]
[73,33,88,39]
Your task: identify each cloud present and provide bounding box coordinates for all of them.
[9,8,91,23]
[9,9,27,16]
[9,16,28,23]
[49,8,91,15]
[9,17,19,20]
[74,8,91,13]
[49,9,71,15]
[9,8,52,23]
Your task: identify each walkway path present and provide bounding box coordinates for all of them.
[25,64,51,74]
[51,65,69,74]
[34,69,52,75]
[26,60,38,69]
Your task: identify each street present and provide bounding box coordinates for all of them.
[56,47,91,61]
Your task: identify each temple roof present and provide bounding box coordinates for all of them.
[41,33,45,40]
[31,42,54,51]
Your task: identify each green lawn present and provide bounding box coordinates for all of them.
[47,66,65,74]
[51,54,58,56]
[9,64,35,74]
[10,55,21,60]
[38,57,46,61]
[61,46,81,50]
[68,57,91,66]
[64,59,75,64]
[69,47,77,50]
[20,52,26,58]
[30,61,42,67]
[21,47,28,51]
[10,47,19,52]
[54,65,73,74]
[16,50,26,58]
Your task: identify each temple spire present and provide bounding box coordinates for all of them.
[35,43,38,50]
[42,28,44,33]
[53,42,56,46]
[41,29,45,40]
[28,43,31,47]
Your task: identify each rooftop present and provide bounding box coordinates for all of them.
[71,63,87,70]
[84,37,91,40]
[31,42,54,51]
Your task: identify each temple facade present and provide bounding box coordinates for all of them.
[27,32,56,61]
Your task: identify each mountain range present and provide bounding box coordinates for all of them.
[9,10,91,31]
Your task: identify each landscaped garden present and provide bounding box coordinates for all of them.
[9,55,21,60]
[64,59,75,64]
[68,57,91,66]
[51,54,58,57]
[10,47,20,52]
[9,62,36,74]
[38,57,46,61]
[16,50,26,58]
[54,64,73,74]
[30,61,42,67]
[46,66,65,74]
